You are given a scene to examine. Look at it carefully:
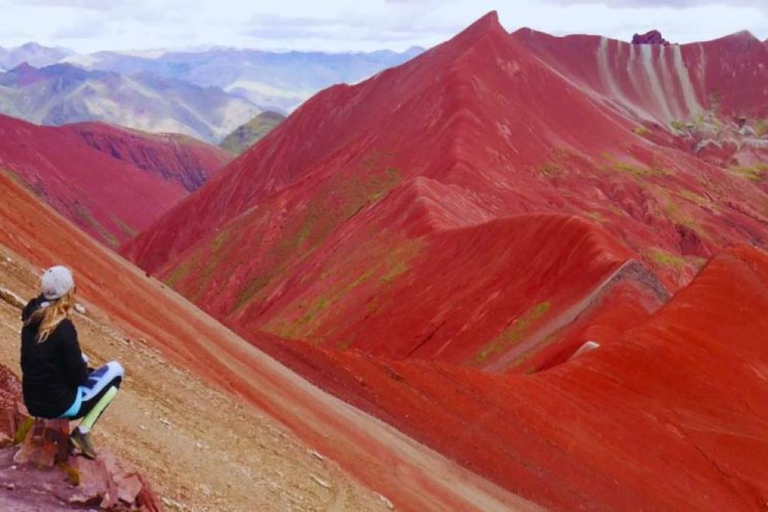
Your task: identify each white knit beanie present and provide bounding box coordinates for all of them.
[41,266,75,300]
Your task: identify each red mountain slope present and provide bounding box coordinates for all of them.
[0,114,211,246]
[513,28,768,124]
[126,11,768,342]
[66,122,233,191]
[122,12,768,509]
[257,243,768,511]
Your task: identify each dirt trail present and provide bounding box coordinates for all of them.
[486,260,670,372]
[0,248,390,512]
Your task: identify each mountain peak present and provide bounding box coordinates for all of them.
[19,42,44,50]
[715,30,761,46]
[9,62,37,73]
[457,11,506,40]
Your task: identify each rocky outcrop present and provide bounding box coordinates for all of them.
[632,30,670,45]
[0,364,162,511]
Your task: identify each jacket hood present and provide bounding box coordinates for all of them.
[21,295,47,323]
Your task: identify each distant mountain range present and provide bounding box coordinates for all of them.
[0,42,72,70]
[0,42,423,141]
[64,46,424,113]
[0,62,260,143]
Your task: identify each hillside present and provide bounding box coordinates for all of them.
[67,122,233,191]
[0,169,537,510]
[0,172,403,511]
[0,63,261,143]
[122,12,768,510]
[0,113,228,246]
[219,111,286,155]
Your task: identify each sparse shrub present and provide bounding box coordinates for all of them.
[13,417,34,445]
[732,164,768,182]
[633,126,650,137]
[58,462,82,486]
[538,162,563,178]
[755,119,768,138]
[649,248,687,269]
[670,119,687,133]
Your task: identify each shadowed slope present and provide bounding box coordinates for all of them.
[66,122,232,191]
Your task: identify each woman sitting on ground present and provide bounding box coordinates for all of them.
[20,266,123,459]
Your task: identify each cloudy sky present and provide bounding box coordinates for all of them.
[0,0,765,53]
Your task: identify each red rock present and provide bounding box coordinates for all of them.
[13,419,70,467]
[0,364,23,440]
[0,363,163,510]
[632,30,670,45]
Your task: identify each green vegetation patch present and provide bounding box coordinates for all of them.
[677,189,709,206]
[111,215,138,238]
[731,164,768,183]
[599,154,669,179]
[13,417,34,445]
[670,119,687,133]
[649,248,687,269]
[58,462,81,486]
[755,119,768,138]
[633,126,651,137]
[219,111,286,155]
[74,205,119,248]
[165,259,194,287]
[475,301,552,363]
[264,235,424,343]
[236,158,402,309]
[538,161,564,178]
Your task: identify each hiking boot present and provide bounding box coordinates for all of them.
[69,428,97,460]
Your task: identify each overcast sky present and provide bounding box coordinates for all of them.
[0,0,765,54]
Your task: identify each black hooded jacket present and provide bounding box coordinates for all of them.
[20,296,89,418]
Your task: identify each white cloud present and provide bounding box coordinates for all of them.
[0,0,763,53]
[544,0,766,8]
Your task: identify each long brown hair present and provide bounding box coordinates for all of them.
[24,290,75,342]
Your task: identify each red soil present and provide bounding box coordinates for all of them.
[247,244,768,511]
